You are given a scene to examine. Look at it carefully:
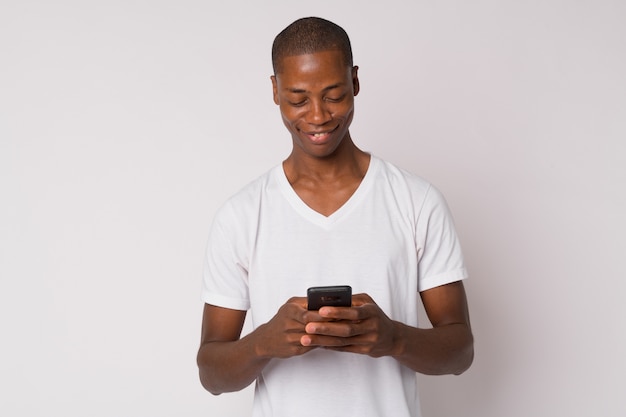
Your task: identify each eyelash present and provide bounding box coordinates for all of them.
[288,96,344,107]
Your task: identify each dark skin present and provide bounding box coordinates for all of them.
[197,50,474,395]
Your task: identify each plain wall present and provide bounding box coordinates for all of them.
[1,1,625,416]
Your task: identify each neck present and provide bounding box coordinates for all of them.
[283,135,370,183]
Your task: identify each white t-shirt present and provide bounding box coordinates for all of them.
[202,155,467,417]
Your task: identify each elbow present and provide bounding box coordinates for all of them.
[197,351,225,396]
[199,373,224,396]
[198,364,230,396]
[453,344,474,375]
[453,332,474,375]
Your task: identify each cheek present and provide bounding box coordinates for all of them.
[332,104,354,125]
[279,106,304,126]
[281,113,299,135]
[331,99,355,118]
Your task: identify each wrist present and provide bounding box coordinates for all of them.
[249,323,273,360]
[390,321,409,358]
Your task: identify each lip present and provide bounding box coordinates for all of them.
[302,125,339,144]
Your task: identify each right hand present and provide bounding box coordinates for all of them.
[253,297,323,359]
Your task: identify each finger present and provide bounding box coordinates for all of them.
[318,306,362,321]
[300,332,379,350]
[286,296,309,309]
[300,334,314,346]
[300,334,355,347]
[324,345,371,355]
[319,304,377,322]
[305,320,366,338]
[284,297,322,324]
[350,293,375,306]
[302,310,326,324]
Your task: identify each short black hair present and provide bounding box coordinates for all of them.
[271,17,353,75]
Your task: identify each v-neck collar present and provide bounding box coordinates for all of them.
[274,155,379,228]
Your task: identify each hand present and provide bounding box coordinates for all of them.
[254,297,325,359]
[300,293,399,358]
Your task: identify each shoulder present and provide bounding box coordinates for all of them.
[224,165,279,207]
[372,156,435,201]
[212,165,280,227]
[369,156,455,225]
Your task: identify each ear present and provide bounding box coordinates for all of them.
[351,66,360,96]
[270,75,279,105]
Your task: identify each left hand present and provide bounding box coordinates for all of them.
[300,293,399,358]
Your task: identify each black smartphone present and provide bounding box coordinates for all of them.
[307,285,352,310]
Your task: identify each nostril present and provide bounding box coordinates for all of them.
[307,107,332,125]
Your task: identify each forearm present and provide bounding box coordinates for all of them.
[197,331,270,395]
[391,321,474,375]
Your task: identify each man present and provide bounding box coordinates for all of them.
[197,17,473,417]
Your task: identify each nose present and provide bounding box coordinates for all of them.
[306,99,332,125]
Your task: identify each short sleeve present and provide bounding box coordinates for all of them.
[201,205,251,311]
[416,185,468,292]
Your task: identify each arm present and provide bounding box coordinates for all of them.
[197,304,261,395]
[197,298,320,395]
[300,281,474,375]
[399,280,474,375]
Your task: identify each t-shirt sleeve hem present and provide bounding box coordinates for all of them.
[201,291,250,311]
[419,268,468,292]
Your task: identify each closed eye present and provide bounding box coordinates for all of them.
[325,94,346,103]
[288,100,307,107]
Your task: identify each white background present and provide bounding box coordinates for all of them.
[1,1,625,416]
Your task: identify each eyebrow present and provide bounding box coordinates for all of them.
[285,83,344,94]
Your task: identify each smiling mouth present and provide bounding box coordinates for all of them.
[304,126,338,143]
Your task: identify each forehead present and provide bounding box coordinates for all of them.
[275,50,351,88]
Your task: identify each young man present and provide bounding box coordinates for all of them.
[197,17,473,417]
